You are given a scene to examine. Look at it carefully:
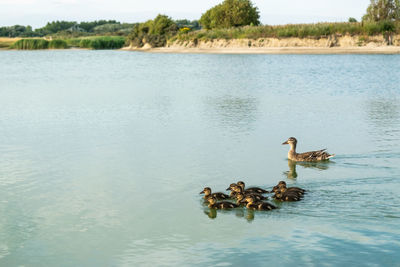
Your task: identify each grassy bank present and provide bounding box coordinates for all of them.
[6,36,125,50]
[0,37,20,48]
[172,21,400,42]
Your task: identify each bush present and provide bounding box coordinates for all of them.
[200,0,260,29]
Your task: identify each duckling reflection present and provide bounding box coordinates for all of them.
[246,209,255,222]
[203,208,217,219]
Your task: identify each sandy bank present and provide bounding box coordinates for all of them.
[122,35,400,54]
[124,46,400,54]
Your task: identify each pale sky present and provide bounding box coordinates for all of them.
[0,0,370,28]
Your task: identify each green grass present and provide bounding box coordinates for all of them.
[10,36,125,50]
[78,36,126,49]
[48,39,68,49]
[172,21,400,42]
[11,39,49,49]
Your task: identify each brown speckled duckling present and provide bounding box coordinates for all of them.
[200,187,230,200]
[235,192,268,205]
[282,137,335,162]
[273,190,302,202]
[207,196,239,209]
[271,181,305,195]
[237,181,269,194]
[241,195,276,211]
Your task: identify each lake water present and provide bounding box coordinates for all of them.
[0,50,399,266]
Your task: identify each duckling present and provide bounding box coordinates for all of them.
[207,196,239,209]
[241,195,276,211]
[226,183,237,191]
[231,184,266,199]
[278,181,305,194]
[273,190,302,202]
[282,137,335,162]
[271,181,305,194]
[200,187,230,200]
[235,192,267,205]
[236,181,269,194]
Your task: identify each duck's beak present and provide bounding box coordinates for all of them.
[226,187,231,191]
[199,190,204,194]
[282,140,289,145]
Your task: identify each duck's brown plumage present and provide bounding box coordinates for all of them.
[236,181,269,194]
[207,196,239,209]
[282,137,335,162]
[241,196,277,211]
[200,187,230,200]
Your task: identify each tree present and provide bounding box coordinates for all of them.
[348,17,358,22]
[199,0,260,29]
[362,0,400,21]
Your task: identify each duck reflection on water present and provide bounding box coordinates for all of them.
[284,159,332,179]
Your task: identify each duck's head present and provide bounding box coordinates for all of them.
[278,181,286,187]
[282,137,297,145]
[200,187,211,195]
[207,196,217,205]
[236,181,245,190]
[226,183,237,191]
[232,185,243,193]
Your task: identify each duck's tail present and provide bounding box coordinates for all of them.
[327,154,336,159]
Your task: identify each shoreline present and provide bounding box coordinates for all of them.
[122,46,400,55]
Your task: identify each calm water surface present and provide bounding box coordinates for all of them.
[0,51,400,266]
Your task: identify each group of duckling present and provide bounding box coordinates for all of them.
[200,180,305,211]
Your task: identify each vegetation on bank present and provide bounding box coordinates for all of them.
[199,0,260,29]
[8,36,125,50]
[172,21,400,42]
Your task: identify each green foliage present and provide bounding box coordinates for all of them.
[48,39,68,49]
[175,20,201,30]
[35,21,77,35]
[199,0,260,29]
[11,39,49,49]
[0,25,34,37]
[78,36,126,49]
[362,0,400,22]
[172,22,400,42]
[78,20,118,32]
[127,14,178,47]
[348,17,358,23]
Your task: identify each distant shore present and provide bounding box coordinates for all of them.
[123,46,400,54]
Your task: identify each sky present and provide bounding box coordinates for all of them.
[0,0,371,28]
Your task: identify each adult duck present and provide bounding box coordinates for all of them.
[282,137,335,162]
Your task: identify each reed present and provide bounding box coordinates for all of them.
[78,36,126,49]
[10,38,49,49]
[48,39,68,49]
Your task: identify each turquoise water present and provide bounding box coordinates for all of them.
[0,51,399,266]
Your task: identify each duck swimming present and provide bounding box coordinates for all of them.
[282,137,335,162]
[207,196,239,209]
[241,195,277,211]
[200,187,230,200]
[273,190,302,202]
[236,181,269,194]
[271,181,305,195]
[235,192,268,205]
